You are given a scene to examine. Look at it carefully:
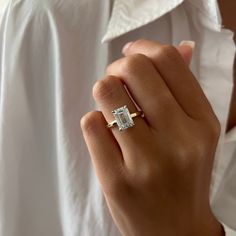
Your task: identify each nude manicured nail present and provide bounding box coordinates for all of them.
[179,40,196,50]
[122,41,134,54]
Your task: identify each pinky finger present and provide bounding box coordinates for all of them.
[80,111,124,191]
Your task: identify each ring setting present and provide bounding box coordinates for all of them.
[107,105,144,131]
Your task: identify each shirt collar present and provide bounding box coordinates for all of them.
[102,0,221,43]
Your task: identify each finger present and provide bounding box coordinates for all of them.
[80,111,123,189]
[93,75,151,154]
[106,54,184,129]
[177,41,195,66]
[123,40,195,65]
[123,39,213,120]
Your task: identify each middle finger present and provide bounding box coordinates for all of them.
[106,54,184,130]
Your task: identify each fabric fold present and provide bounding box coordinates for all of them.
[102,0,184,43]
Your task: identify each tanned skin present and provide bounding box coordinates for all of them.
[218,0,236,132]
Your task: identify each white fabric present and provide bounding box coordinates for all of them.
[222,222,236,236]
[0,0,235,235]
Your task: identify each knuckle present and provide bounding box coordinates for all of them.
[130,161,158,188]
[191,142,207,159]
[175,144,191,160]
[174,148,193,171]
[80,111,101,134]
[106,62,117,75]
[92,76,117,101]
[104,177,131,199]
[174,141,204,167]
[158,44,180,61]
[138,165,157,185]
[202,116,221,142]
[131,39,148,48]
[210,119,221,139]
[122,53,149,73]
[106,64,112,75]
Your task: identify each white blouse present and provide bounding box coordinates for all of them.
[0,0,235,235]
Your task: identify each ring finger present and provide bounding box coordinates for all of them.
[93,75,151,161]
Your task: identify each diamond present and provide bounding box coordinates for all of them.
[112,105,134,131]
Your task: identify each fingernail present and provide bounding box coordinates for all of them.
[122,41,134,54]
[179,40,196,50]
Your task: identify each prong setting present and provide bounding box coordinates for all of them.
[112,105,134,131]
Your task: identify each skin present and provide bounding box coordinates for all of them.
[81,40,224,235]
[218,0,236,131]
[81,2,235,235]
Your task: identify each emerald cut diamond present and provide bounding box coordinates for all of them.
[112,105,134,131]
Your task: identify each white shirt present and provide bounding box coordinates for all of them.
[0,0,235,235]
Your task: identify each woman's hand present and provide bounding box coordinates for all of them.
[81,39,224,236]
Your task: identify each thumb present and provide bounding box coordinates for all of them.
[177,41,195,66]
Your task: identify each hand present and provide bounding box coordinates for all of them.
[81,39,224,236]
